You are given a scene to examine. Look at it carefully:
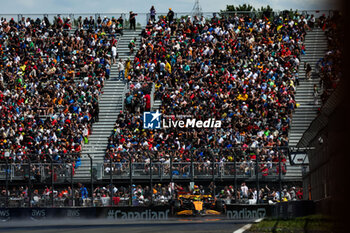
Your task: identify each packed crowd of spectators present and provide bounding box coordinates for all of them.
[106,10,315,171]
[218,182,303,204]
[0,15,122,164]
[0,9,342,191]
[78,15,124,35]
[0,182,302,207]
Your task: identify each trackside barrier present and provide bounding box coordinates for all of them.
[0,206,170,221]
[0,201,315,221]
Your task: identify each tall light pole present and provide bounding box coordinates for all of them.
[191,0,203,19]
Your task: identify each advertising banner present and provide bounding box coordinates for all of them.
[225,204,272,220]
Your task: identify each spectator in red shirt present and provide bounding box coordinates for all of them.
[144,93,151,111]
[113,195,121,205]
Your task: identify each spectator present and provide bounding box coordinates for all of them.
[117,59,125,81]
[167,8,175,23]
[129,11,137,30]
[296,188,303,200]
[112,45,117,64]
[150,6,156,22]
[144,93,151,111]
[79,183,88,205]
[128,39,136,54]
[313,84,319,105]
[305,62,312,80]
[113,195,121,205]
[241,183,248,199]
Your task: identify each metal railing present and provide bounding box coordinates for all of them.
[0,10,336,29]
[101,161,284,180]
[150,82,155,110]
[121,81,129,112]
[0,147,300,208]
[0,163,74,182]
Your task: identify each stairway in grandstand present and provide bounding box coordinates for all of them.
[289,28,327,147]
[286,28,327,180]
[152,99,162,111]
[116,29,142,60]
[75,80,125,178]
[75,29,142,179]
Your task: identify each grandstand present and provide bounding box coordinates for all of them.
[0,8,342,209]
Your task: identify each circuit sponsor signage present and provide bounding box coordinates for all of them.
[101,206,171,220]
[107,209,170,220]
[225,204,272,219]
[0,208,95,220]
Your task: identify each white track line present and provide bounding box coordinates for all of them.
[233,218,263,233]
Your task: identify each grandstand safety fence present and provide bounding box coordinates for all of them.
[0,10,335,29]
[0,146,306,208]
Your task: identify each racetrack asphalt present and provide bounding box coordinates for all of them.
[0,218,254,233]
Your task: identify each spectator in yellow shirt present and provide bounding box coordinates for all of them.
[165,61,171,74]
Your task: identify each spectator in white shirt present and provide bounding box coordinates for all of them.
[117,59,125,81]
[111,45,117,64]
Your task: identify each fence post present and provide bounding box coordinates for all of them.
[219,150,222,180]
[233,149,237,203]
[5,158,9,207]
[95,13,100,28]
[71,163,74,206]
[17,14,22,23]
[170,153,173,200]
[129,153,133,206]
[146,13,150,25]
[110,157,113,206]
[255,149,260,204]
[159,159,162,182]
[51,160,54,207]
[149,152,153,205]
[121,13,126,28]
[278,147,282,202]
[210,149,215,197]
[28,159,32,207]
[69,13,74,26]
[190,153,194,182]
[88,154,93,207]
[170,153,173,183]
